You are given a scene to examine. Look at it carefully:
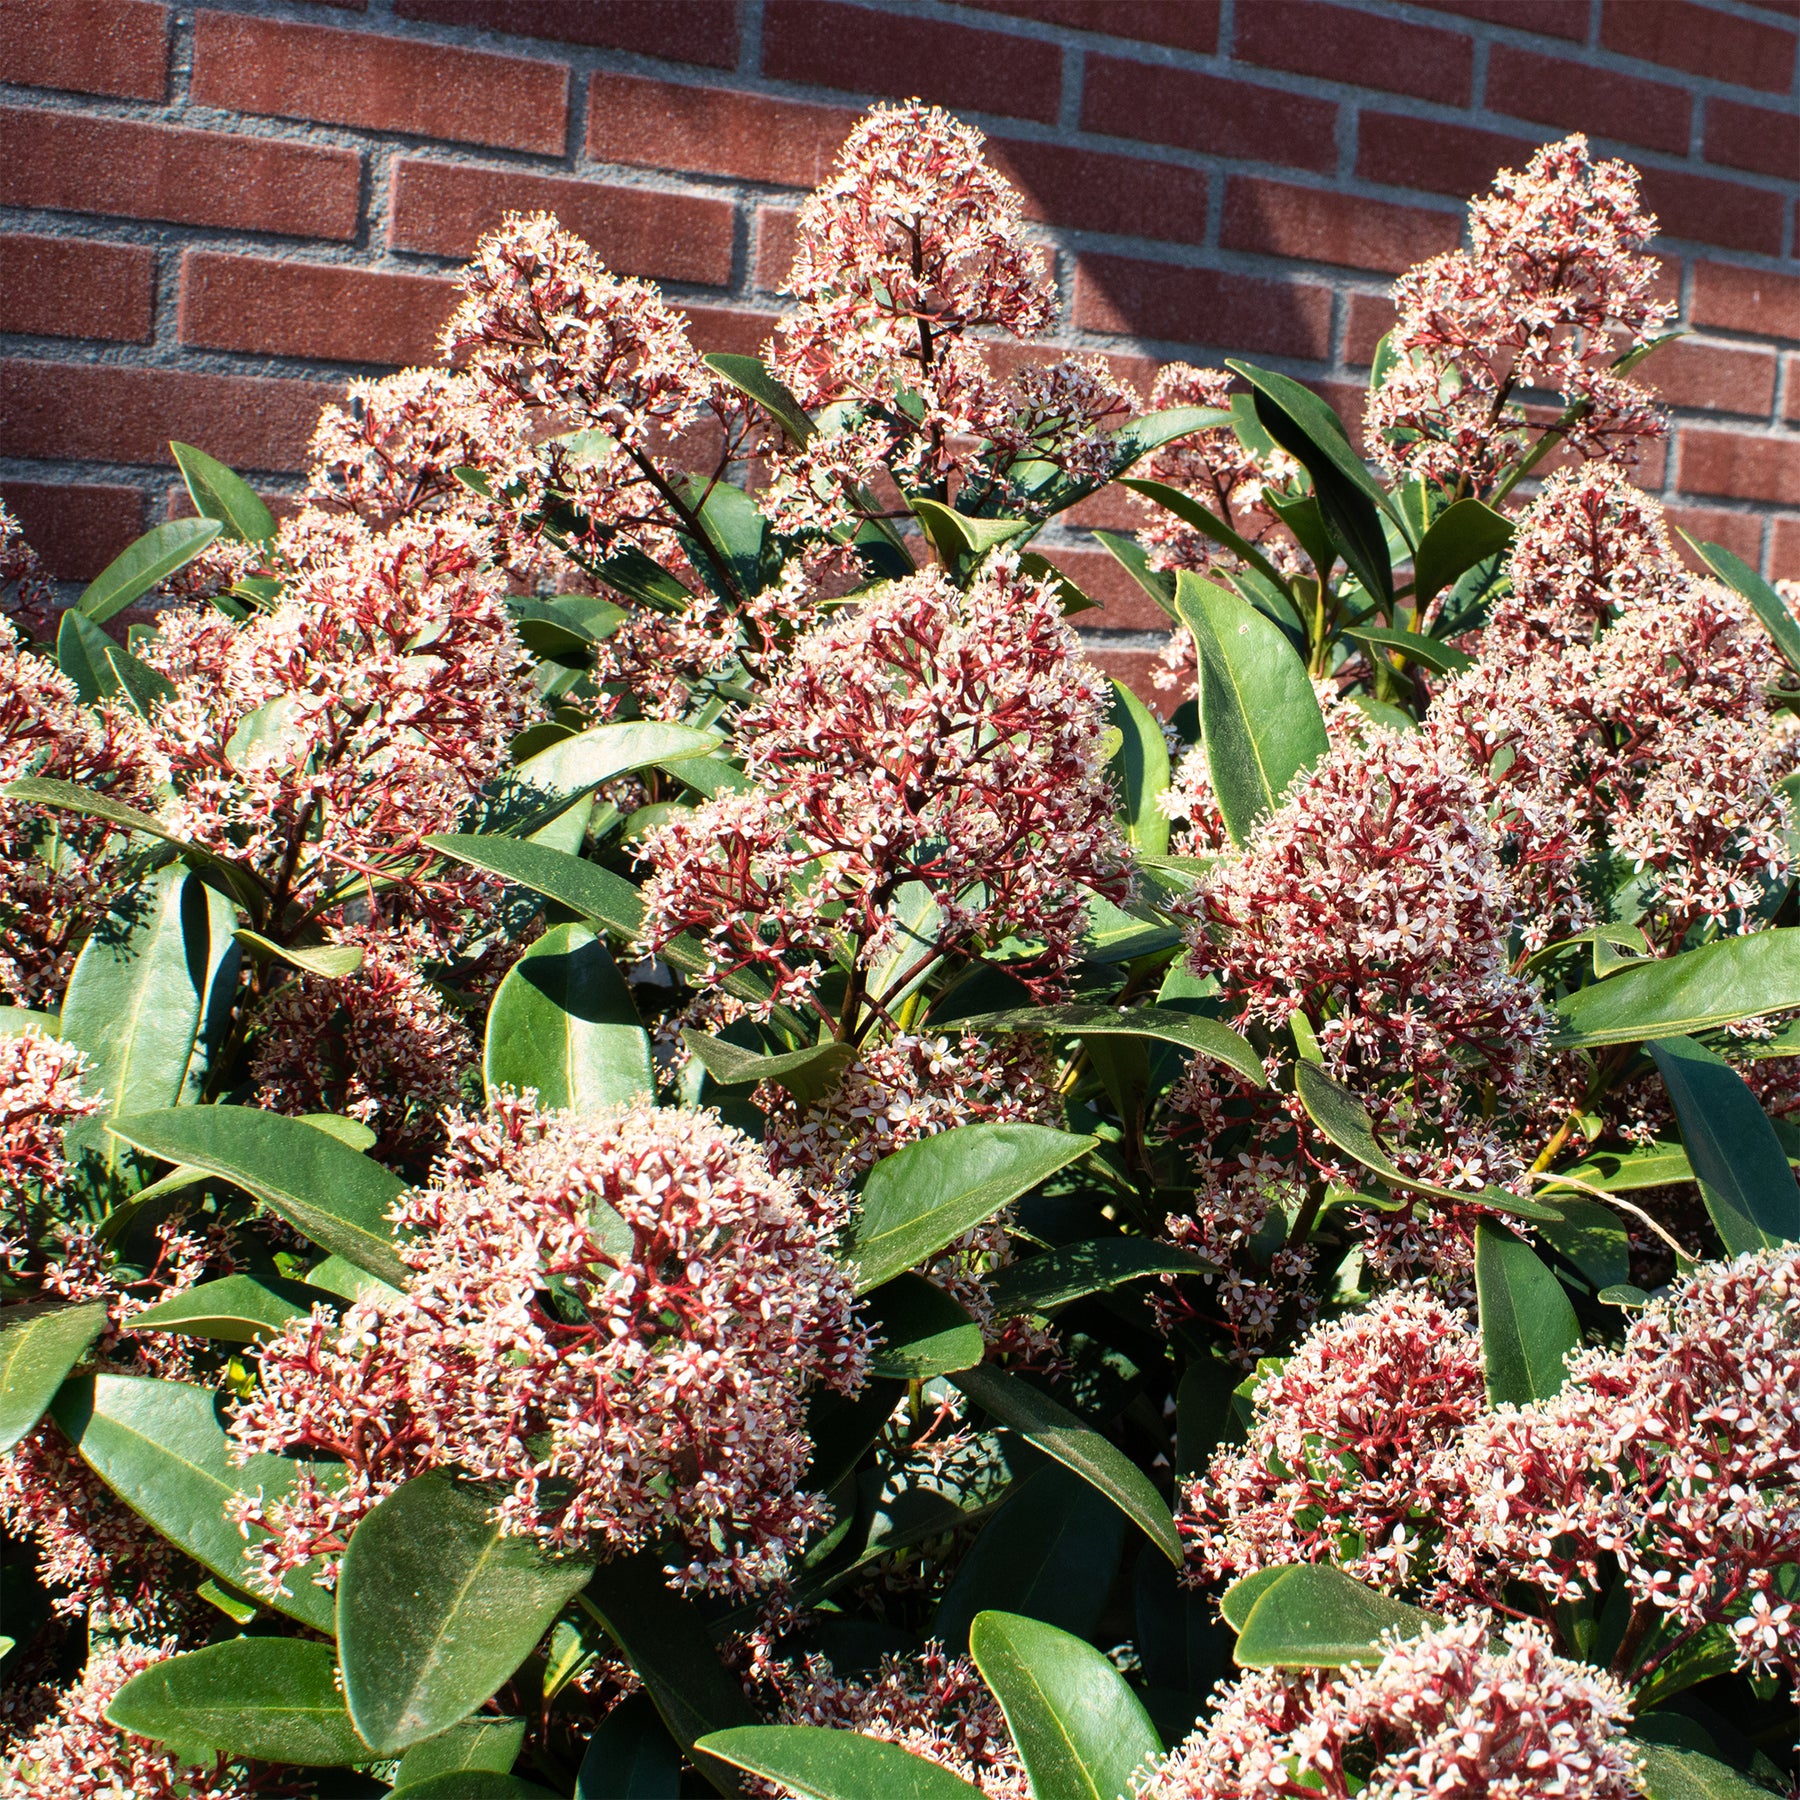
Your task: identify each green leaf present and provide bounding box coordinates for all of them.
[576,1692,683,1799]
[1231,1564,1430,1669]
[396,1718,527,1787]
[51,1372,337,1631]
[968,1610,1162,1800]
[0,1301,108,1452]
[1680,531,1800,677]
[910,498,1032,565]
[1344,626,1472,677]
[1411,497,1512,610]
[1649,1035,1800,1254]
[170,441,277,543]
[1117,477,1292,596]
[697,1726,984,1800]
[864,1274,985,1380]
[949,1364,1182,1565]
[232,928,364,980]
[1474,1220,1580,1407]
[681,1031,856,1107]
[392,1777,548,1800]
[57,607,127,704]
[106,1637,365,1766]
[337,1471,595,1755]
[1550,929,1800,1047]
[1535,1199,1631,1292]
[127,1273,331,1345]
[849,1123,1097,1295]
[61,868,240,1164]
[1174,571,1328,847]
[703,353,815,445]
[1107,679,1172,857]
[107,1106,410,1288]
[1219,1566,1289,1632]
[510,720,721,831]
[76,517,223,624]
[484,923,654,1112]
[679,477,773,600]
[989,1239,1202,1319]
[102,642,177,716]
[958,1003,1267,1089]
[1554,1141,1694,1192]
[1108,405,1234,479]
[1089,529,1175,619]
[1634,1744,1772,1800]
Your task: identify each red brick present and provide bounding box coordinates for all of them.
[1083,56,1339,172]
[1602,0,1796,93]
[1485,44,1691,154]
[961,0,1219,51]
[1356,112,1543,197]
[0,107,360,241]
[762,0,1062,124]
[1344,290,1399,366]
[1666,502,1764,570]
[1045,544,1172,632]
[0,360,340,474]
[0,481,144,582]
[1789,356,1800,425]
[1691,262,1800,339]
[0,235,155,344]
[0,0,168,100]
[190,12,568,155]
[1772,516,1800,579]
[1646,337,1777,417]
[388,159,733,287]
[1074,256,1334,360]
[1705,97,1800,182]
[1084,647,1172,715]
[1063,486,1148,534]
[395,0,739,68]
[1679,428,1800,507]
[989,139,1210,246]
[1408,0,1586,37]
[586,74,857,188]
[756,208,800,292]
[1638,166,1785,258]
[178,254,459,368]
[678,304,778,360]
[1222,179,1459,274]
[1234,0,1474,105]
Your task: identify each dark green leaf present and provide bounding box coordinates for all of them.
[697,1726,984,1800]
[959,1003,1267,1088]
[171,442,277,543]
[337,1472,595,1755]
[680,478,772,599]
[127,1273,332,1345]
[1344,626,1472,677]
[1535,1200,1631,1292]
[1226,362,1403,530]
[232,928,364,979]
[56,607,126,704]
[1474,1220,1580,1407]
[106,1638,365,1766]
[484,923,654,1111]
[510,721,721,829]
[989,1240,1202,1318]
[681,1031,856,1106]
[1411,498,1512,609]
[76,517,223,625]
[703,353,815,445]
[1117,477,1292,595]
[576,1693,683,1799]
[395,1718,527,1786]
[0,1301,108,1452]
[1681,532,1800,677]
[107,1106,410,1288]
[969,1610,1162,1800]
[1550,929,1800,1047]
[1633,1744,1772,1800]
[1089,530,1175,619]
[1650,1035,1800,1253]
[1231,1564,1430,1669]
[864,1274,985,1380]
[1174,572,1328,847]
[392,1778,549,1800]
[1107,679,1172,857]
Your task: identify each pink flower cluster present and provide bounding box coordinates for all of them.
[0,1030,99,1243]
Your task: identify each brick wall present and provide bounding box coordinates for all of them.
[3,0,1797,695]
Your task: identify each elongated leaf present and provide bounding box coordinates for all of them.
[1232,1564,1430,1669]
[171,441,277,542]
[232,928,364,980]
[1175,571,1327,846]
[990,1239,1202,1318]
[949,1364,1181,1565]
[697,1727,983,1800]
[1682,532,1800,677]
[969,1611,1162,1800]
[396,1717,527,1785]
[107,1107,409,1288]
[56,607,125,704]
[704,353,814,445]
[958,1003,1266,1088]
[77,517,222,624]
[1117,477,1292,595]
[484,923,653,1111]
[849,1123,1097,1295]
[1555,1141,1693,1192]
[1090,529,1175,618]
[1550,929,1800,1047]
[576,1692,683,1800]
[682,1031,856,1106]
[911,499,1031,565]
[1345,626,1472,677]
[51,1373,337,1630]
[337,1472,595,1754]
[1650,1035,1800,1254]
[680,477,772,600]
[61,868,240,1163]
[1227,362,1402,529]
[1634,1744,1771,1800]
[1536,1199,1631,1292]
[1107,679,1172,857]
[107,1638,364,1766]
[865,1274,985,1380]
[1474,1220,1580,1407]
[1411,497,1512,608]
[128,1273,331,1345]
[1107,405,1234,481]
[394,1777,547,1800]
[0,1301,107,1451]
[511,721,720,825]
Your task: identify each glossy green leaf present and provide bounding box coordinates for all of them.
[682,1031,856,1106]
[990,1239,1202,1318]
[1231,1564,1430,1669]
[1474,1220,1580,1407]
[1650,1035,1800,1254]
[170,441,277,542]
[76,517,222,624]
[395,1717,527,1786]
[51,1372,337,1630]
[864,1274,985,1380]
[1219,1566,1289,1632]
[0,1301,107,1452]
[61,868,240,1163]
[1345,626,1472,677]
[1117,477,1292,596]
[484,923,654,1111]
[510,720,721,826]
[1681,531,1800,677]
[106,1637,365,1766]
[704,353,814,445]
[849,1123,1097,1295]
[697,1726,984,1800]
[1554,1141,1693,1192]
[1535,1199,1631,1292]
[1411,497,1512,609]
[128,1273,331,1344]
[959,1003,1266,1088]
[232,928,364,979]
[1550,929,1800,1047]
[1107,679,1172,857]
[1089,529,1175,619]
[681,477,772,600]
[949,1363,1182,1565]
[1227,362,1402,528]
[574,1692,682,1799]
[393,1777,548,1800]
[56,607,126,704]
[969,1610,1162,1800]
[337,1471,595,1754]
[1634,1744,1771,1800]
[1175,571,1328,847]
[911,498,1032,564]
[107,1106,410,1288]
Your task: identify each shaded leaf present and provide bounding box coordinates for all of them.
[990,1239,1202,1319]
[127,1273,332,1345]
[1681,531,1800,678]
[682,1031,856,1106]
[697,1726,984,1800]
[1117,477,1291,595]
[1474,1220,1580,1407]
[0,1301,108,1452]
[704,353,814,445]
[232,929,364,980]
[958,1003,1266,1089]
[576,1692,683,1799]
[1411,497,1512,609]
[864,1275,985,1381]
[1107,679,1172,857]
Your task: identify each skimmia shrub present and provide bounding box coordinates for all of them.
[0,105,1795,1800]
